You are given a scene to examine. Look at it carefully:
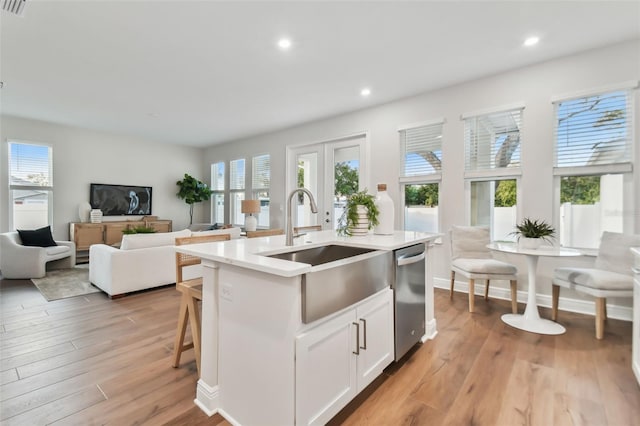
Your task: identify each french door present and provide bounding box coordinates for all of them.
[287,133,368,230]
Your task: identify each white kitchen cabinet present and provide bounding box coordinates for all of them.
[295,289,394,426]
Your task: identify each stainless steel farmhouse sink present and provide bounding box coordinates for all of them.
[263,244,393,323]
[266,244,375,266]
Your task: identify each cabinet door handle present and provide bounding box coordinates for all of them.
[360,318,367,350]
[352,322,360,355]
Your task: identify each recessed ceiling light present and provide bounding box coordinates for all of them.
[278,38,292,50]
[524,36,540,47]
[361,88,371,97]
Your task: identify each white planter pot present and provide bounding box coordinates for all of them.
[519,237,542,250]
[350,205,370,236]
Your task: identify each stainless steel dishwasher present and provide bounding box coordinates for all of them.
[393,243,426,361]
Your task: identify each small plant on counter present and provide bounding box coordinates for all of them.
[337,190,380,236]
[122,226,157,235]
[511,217,556,243]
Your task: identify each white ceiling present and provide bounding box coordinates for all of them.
[1,1,639,147]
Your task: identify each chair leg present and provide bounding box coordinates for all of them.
[603,298,608,321]
[450,271,455,299]
[172,294,189,368]
[510,280,518,314]
[186,295,202,376]
[468,279,475,313]
[484,279,490,301]
[595,297,605,340]
[551,284,560,322]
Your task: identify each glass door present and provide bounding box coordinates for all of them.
[287,134,367,230]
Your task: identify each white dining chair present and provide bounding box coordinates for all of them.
[450,225,518,313]
[552,231,640,339]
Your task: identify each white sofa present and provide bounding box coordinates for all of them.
[89,227,240,298]
[0,232,76,279]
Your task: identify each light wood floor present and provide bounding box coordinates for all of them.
[1,276,638,425]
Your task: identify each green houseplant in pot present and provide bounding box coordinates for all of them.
[512,217,556,249]
[337,190,380,236]
[176,173,213,226]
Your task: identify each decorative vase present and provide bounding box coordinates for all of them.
[374,183,394,235]
[90,209,103,224]
[519,237,542,250]
[78,202,92,223]
[350,205,370,236]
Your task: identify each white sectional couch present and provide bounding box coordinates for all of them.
[89,227,240,298]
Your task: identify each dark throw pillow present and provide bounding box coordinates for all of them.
[17,226,58,247]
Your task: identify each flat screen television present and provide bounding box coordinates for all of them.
[90,183,152,216]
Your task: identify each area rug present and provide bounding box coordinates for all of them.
[31,265,101,301]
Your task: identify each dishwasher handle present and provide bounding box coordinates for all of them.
[397,251,425,267]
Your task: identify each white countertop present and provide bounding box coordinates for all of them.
[176,230,440,277]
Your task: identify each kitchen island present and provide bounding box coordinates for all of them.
[176,230,439,425]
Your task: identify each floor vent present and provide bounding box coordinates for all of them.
[2,0,26,16]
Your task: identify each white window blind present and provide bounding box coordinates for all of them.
[252,154,270,189]
[211,162,225,191]
[464,108,522,174]
[9,142,52,188]
[230,158,245,190]
[554,90,632,169]
[400,123,443,177]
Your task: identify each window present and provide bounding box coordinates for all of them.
[399,120,443,233]
[211,162,225,224]
[9,141,53,230]
[463,106,523,239]
[252,154,270,228]
[553,88,634,248]
[229,158,245,226]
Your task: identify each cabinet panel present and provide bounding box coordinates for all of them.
[296,309,357,426]
[71,223,104,250]
[147,220,172,233]
[356,289,394,391]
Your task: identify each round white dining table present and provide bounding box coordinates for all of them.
[487,242,581,335]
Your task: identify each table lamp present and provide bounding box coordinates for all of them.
[241,200,261,232]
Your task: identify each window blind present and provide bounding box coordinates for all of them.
[464,108,522,173]
[400,123,443,177]
[230,158,245,190]
[9,142,52,187]
[252,154,270,189]
[554,90,632,168]
[211,162,225,191]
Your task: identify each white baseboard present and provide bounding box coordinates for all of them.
[195,379,220,417]
[422,318,438,342]
[436,277,632,322]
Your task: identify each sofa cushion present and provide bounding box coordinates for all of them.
[555,267,633,291]
[18,226,57,247]
[120,229,191,250]
[452,258,517,274]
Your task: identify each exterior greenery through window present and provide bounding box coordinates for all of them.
[553,88,632,248]
[463,107,523,239]
[400,121,443,233]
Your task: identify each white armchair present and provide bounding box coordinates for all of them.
[552,231,640,339]
[0,232,76,279]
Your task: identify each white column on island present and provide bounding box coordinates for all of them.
[422,241,437,341]
[194,260,221,415]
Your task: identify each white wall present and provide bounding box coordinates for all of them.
[202,40,640,310]
[0,116,206,239]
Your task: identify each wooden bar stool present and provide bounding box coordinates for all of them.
[172,234,230,376]
[246,228,284,238]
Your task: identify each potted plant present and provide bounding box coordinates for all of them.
[512,217,556,249]
[337,190,380,236]
[176,173,213,225]
[122,226,156,235]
